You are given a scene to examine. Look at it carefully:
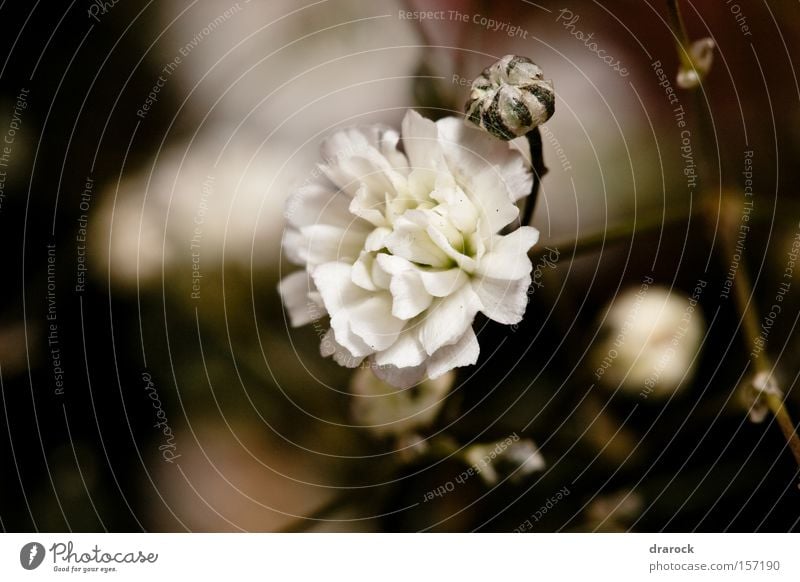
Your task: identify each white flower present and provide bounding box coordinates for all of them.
[350,368,454,437]
[279,110,538,387]
[592,286,705,398]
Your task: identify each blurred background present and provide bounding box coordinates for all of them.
[1,0,799,532]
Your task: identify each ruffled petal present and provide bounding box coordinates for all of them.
[401,110,445,172]
[472,273,531,325]
[436,116,533,202]
[374,328,427,369]
[376,254,434,319]
[477,226,539,280]
[285,181,352,229]
[418,283,482,355]
[319,126,407,197]
[467,168,521,235]
[384,215,451,267]
[298,223,370,267]
[427,327,480,379]
[372,361,428,389]
[419,267,468,298]
[277,270,324,327]
[320,329,365,368]
[348,293,405,352]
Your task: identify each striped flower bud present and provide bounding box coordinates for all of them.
[465,55,555,140]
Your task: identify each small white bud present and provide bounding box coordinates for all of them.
[677,38,715,89]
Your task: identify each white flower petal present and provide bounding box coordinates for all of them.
[277,270,324,327]
[372,361,427,389]
[477,226,539,280]
[418,268,468,297]
[285,181,352,229]
[364,226,391,252]
[427,327,479,379]
[375,254,436,319]
[374,328,427,369]
[473,274,531,325]
[351,252,378,291]
[389,270,432,319]
[419,283,482,355]
[281,229,306,266]
[320,329,364,368]
[468,168,521,234]
[384,215,451,267]
[298,223,370,266]
[348,294,406,352]
[437,116,532,202]
[348,183,388,227]
[312,262,401,355]
[319,126,406,196]
[401,110,444,171]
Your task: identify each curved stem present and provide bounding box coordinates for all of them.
[666,0,692,68]
[765,393,800,474]
[521,128,547,228]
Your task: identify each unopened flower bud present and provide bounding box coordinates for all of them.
[677,38,715,89]
[741,371,783,424]
[465,55,555,140]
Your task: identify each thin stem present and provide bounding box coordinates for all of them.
[714,206,800,476]
[765,393,800,473]
[666,0,692,68]
[521,128,547,228]
[715,212,765,373]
